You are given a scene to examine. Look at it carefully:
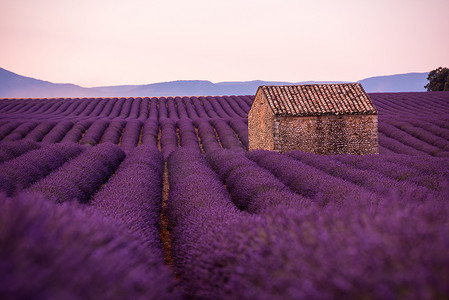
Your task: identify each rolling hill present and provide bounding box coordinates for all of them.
[0,67,428,98]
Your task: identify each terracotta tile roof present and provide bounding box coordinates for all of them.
[258,83,377,116]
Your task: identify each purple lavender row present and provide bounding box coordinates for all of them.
[228,118,249,148]
[100,98,118,118]
[404,118,449,141]
[287,151,433,200]
[118,98,133,118]
[0,193,180,299]
[60,119,93,143]
[26,100,54,115]
[0,143,84,196]
[158,98,168,119]
[428,117,449,129]
[49,98,78,116]
[247,150,368,205]
[333,152,449,192]
[182,97,200,119]
[141,119,159,148]
[10,101,41,114]
[166,149,241,297]
[45,98,73,115]
[120,119,143,152]
[188,193,449,299]
[385,119,449,154]
[0,120,22,140]
[222,95,248,118]
[177,118,201,152]
[393,92,449,114]
[100,119,126,144]
[41,120,74,144]
[24,121,57,142]
[165,148,446,298]
[79,119,110,146]
[239,95,254,108]
[166,97,178,120]
[0,101,19,112]
[378,144,396,155]
[128,97,141,119]
[174,97,188,119]
[92,145,164,253]
[44,99,66,114]
[216,96,242,118]
[77,98,100,117]
[198,97,218,118]
[138,97,150,119]
[160,119,178,159]
[109,98,126,118]
[0,140,41,163]
[87,98,109,117]
[194,119,221,153]
[371,94,425,115]
[205,96,228,118]
[166,148,239,228]
[28,143,125,203]
[206,149,309,213]
[211,118,245,152]
[381,153,449,178]
[148,98,158,119]
[378,120,443,156]
[191,97,209,119]
[67,99,91,116]
[2,121,38,141]
[97,98,117,117]
[86,98,107,117]
[378,132,427,155]
[379,93,449,116]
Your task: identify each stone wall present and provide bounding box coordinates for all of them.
[248,93,275,151]
[274,114,378,155]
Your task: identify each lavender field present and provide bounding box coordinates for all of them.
[1,91,449,299]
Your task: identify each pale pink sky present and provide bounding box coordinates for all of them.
[1,0,448,87]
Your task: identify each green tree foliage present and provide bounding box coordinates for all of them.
[425,67,449,91]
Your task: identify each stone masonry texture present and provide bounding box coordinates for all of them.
[248,84,379,155]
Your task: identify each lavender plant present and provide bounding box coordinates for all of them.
[28,143,125,203]
[206,149,308,213]
[0,192,180,300]
[0,143,84,196]
[92,145,164,252]
[0,140,41,163]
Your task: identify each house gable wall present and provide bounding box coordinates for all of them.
[248,92,275,151]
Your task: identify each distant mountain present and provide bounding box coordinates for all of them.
[0,67,428,98]
[358,73,428,93]
[0,67,101,98]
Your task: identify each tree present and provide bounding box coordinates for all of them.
[425,67,449,91]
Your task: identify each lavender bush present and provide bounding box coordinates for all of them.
[100,119,126,144]
[120,119,143,152]
[181,194,449,299]
[247,150,369,205]
[206,149,308,213]
[0,192,180,300]
[40,120,74,144]
[79,119,110,146]
[2,121,38,141]
[0,143,84,196]
[0,140,41,163]
[24,121,56,142]
[28,143,125,203]
[92,145,164,252]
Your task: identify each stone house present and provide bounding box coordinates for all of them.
[248,83,378,154]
